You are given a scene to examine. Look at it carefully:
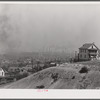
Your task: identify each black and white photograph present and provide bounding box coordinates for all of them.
[0,2,100,91]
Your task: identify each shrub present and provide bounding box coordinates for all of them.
[15,72,28,80]
[79,66,89,74]
[36,85,45,89]
[51,73,59,83]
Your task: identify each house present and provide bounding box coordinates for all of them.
[0,67,5,77]
[78,43,100,61]
[8,67,20,73]
[20,66,32,72]
[50,62,56,66]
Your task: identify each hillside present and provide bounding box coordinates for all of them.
[2,62,100,89]
[77,60,100,66]
[1,67,81,89]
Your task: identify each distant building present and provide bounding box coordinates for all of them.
[20,66,32,72]
[8,67,19,72]
[78,43,100,61]
[0,68,5,77]
[50,62,56,66]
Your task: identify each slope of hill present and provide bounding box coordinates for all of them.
[1,67,82,89]
[77,60,100,66]
[77,60,100,71]
[2,62,100,89]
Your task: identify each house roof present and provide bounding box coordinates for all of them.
[79,43,99,49]
[0,67,8,73]
[79,43,92,49]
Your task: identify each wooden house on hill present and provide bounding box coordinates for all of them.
[78,43,100,61]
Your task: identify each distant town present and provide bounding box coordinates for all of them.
[0,51,74,85]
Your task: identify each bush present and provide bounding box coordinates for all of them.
[36,85,45,89]
[15,72,28,80]
[51,73,59,83]
[79,66,89,74]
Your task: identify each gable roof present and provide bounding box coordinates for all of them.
[79,43,99,49]
[0,67,8,73]
[0,67,3,71]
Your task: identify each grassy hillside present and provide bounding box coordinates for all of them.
[2,60,100,89]
[1,67,81,89]
[77,60,100,66]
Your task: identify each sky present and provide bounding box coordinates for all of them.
[0,3,100,54]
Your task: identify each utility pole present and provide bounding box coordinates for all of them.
[31,57,33,69]
[75,51,78,62]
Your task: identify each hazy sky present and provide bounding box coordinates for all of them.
[0,3,100,54]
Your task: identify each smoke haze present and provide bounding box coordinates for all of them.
[0,3,100,54]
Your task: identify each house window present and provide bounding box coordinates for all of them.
[84,55,86,58]
[83,49,85,53]
[81,50,83,53]
[80,54,82,58]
